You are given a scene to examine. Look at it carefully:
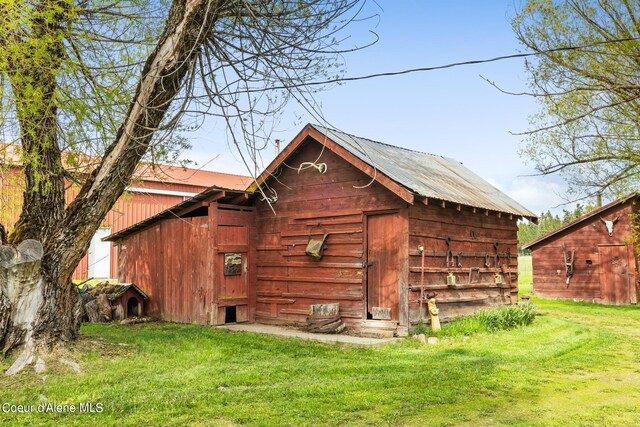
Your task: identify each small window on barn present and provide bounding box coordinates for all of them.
[586,259,593,265]
[224,253,242,276]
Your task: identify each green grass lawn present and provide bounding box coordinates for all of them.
[2,299,640,426]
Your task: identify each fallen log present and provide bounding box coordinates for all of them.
[305,315,340,327]
[305,314,345,334]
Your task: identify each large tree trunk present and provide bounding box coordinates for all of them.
[0,240,82,375]
[1,0,222,375]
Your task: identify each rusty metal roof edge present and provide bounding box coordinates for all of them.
[522,192,639,250]
[404,165,539,219]
[415,194,537,220]
[311,125,538,219]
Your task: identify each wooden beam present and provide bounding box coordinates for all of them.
[456,204,461,212]
[485,210,489,216]
[229,193,250,205]
[174,201,208,217]
[498,212,502,218]
[206,191,226,203]
[472,207,477,214]
[441,200,446,208]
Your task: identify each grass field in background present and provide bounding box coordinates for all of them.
[518,255,533,285]
[2,299,640,426]
[518,255,533,296]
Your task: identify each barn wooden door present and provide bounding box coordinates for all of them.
[599,245,631,305]
[366,212,401,321]
[215,206,254,324]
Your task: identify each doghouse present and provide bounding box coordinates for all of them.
[523,193,639,305]
[87,282,149,320]
[106,125,537,336]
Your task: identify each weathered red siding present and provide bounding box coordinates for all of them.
[254,140,408,328]
[408,203,519,322]
[73,191,195,280]
[118,201,255,324]
[254,139,520,330]
[119,216,210,323]
[529,201,638,304]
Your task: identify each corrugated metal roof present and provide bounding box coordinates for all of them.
[311,125,537,219]
[521,192,639,250]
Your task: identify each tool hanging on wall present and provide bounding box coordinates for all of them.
[305,223,329,261]
[504,249,512,284]
[468,267,480,284]
[493,242,500,270]
[562,242,575,286]
[454,251,463,268]
[418,245,426,321]
[445,236,453,267]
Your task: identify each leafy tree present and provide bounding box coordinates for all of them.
[0,0,372,375]
[513,0,640,199]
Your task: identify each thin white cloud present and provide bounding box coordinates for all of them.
[485,178,505,192]
[505,176,576,215]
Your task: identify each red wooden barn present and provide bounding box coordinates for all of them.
[105,187,255,324]
[1,144,252,281]
[522,193,639,305]
[106,124,537,336]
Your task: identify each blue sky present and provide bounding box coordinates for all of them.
[183,1,578,216]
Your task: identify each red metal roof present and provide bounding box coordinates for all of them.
[133,165,252,191]
[1,143,252,191]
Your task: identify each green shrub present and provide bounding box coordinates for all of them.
[436,303,536,337]
[476,303,536,332]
